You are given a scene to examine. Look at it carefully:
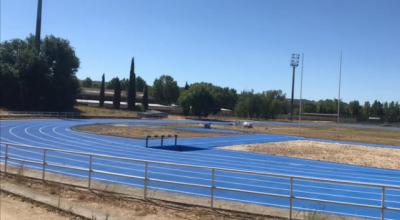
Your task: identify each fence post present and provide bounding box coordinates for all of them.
[211,168,215,208]
[145,136,149,148]
[4,144,9,174]
[174,135,178,146]
[381,186,386,220]
[289,177,294,220]
[161,135,164,147]
[88,155,93,189]
[144,162,149,199]
[42,149,47,180]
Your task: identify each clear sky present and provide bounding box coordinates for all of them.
[1,0,399,103]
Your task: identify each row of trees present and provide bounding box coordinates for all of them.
[0,35,79,111]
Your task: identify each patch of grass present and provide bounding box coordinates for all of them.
[75,123,237,139]
[74,105,138,117]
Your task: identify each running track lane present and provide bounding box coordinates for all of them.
[0,119,400,219]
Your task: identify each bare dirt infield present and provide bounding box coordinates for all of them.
[219,140,400,170]
[214,124,400,146]
[76,123,237,139]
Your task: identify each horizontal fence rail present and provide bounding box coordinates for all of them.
[0,141,400,220]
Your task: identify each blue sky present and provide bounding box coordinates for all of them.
[1,0,399,102]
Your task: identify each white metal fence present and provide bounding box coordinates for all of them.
[1,142,399,220]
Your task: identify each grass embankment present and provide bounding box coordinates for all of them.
[75,123,237,139]
[220,140,400,170]
[214,124,400,146]
[74,105,138,117]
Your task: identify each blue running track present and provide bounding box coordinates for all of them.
[0,119,399,219]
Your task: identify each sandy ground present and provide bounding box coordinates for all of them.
[0,192,78,220]
[219,140,400,169]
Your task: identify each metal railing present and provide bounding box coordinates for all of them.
[1,142,399,220]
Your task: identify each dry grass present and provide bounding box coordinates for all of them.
[75,123,237,139]
[220,140,400,169]
[215,124,400,146]
[74,105,138,117]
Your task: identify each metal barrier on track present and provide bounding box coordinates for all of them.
[0,142,399,220]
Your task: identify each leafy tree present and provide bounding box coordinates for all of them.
[0,35,79,111]
[178,84,217,117]
[99,74,105,107]
[152,75,180,105]
[112,77,121,109]
[127,57,136,110]
[184,82,190,90]
[142,84,149,110]
[82,77,93,87]
[107,77,120,89]
[349,100,362,120]
[136,76,146,92]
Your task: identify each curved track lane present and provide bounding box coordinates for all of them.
[1,119,400,219]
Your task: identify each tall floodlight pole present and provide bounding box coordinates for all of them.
[299,53,304,122]
[35,0,43,53]
[337,51,343,123]
[289,53,300,121]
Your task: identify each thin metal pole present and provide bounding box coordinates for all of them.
[144,162,149,199]
[211,168,216,208]
[161,135,164,147]
[381,186,386,220]
[337,51,342,123]
[289,177,294,220]
[290,66,296,121]
[88,155,93,189]
[4,144,9,174]
[42,149,47,180]
[145,136,149,148]
[299,53,304,122]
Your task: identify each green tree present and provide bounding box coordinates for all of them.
[99,74,105,107]
[0,35,79,111]
[136,76,146,92]
[142,84,149,110]
[82,77,93,87]
[184,82,190,90]
[112,77,121,109]
[128,57,136,110]
[178,84,217,117]
[349,100,362,120]
[152,75,180,105]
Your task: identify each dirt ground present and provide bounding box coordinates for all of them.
[76,123,236,139]
[219,140,400,170]
[1,174,283,220]
[0,191,81,220]
[214,124,400,146]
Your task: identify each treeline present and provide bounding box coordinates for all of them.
[0,35,79,111]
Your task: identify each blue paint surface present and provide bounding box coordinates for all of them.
[1,119,399,219]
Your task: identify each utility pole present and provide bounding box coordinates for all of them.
[337,51,343,123]
[299,53,304,122]
[35,0,43,53]
[289,53,300,121]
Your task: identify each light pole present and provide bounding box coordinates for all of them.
[290,53,300,121]
[299,53,304,122]
[35,0,43,53]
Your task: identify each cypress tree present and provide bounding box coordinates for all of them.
[142,84,149,110]
[113,77,121,109]
[184,82,190,90]
[127,57,136,110]
[99,74,105,107]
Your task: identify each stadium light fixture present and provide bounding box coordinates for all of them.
[289,53,300,121]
